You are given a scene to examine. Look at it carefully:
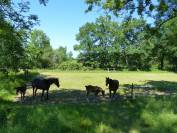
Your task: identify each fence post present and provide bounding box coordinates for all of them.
[131,83,134,99]
[23,68,29,80]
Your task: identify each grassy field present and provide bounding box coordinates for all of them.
[0,70,177,133]
[38,70,177,89]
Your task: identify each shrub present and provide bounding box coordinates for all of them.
[58,61,83,70]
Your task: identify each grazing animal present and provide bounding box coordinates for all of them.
[16,85,27,101]
[85,85,105,97]
[32,77,60,100]
[106,77,119,98]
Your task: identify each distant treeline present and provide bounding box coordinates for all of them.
[74,16,177,71]
[1,19,177,71]
[0,0,177,71]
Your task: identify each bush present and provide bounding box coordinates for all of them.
[58,61,83,70]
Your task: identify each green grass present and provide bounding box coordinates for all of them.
[0,70,177,133]
[36,69,177,90]
[1,97,177,133]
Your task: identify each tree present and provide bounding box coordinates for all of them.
[0,1,39,30]
[75,16,154,70]
[84,0,177,71]
[53,46,68,65]
[153,17,177,71]
[85,0,177,28]
[0,20,26,70]
[75,16,121,69]
[0,0,41,71]
[120,19,153,70]
[53,46,73,67]
[27,29,53,68]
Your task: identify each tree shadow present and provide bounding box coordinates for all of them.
[122,80,177,98]
[145,80,177,91]
[2,95,177,133]
[17,80,177,104]
[16,88,111,104]
[0,71,40,101]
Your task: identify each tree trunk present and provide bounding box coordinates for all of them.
[160,54,164,70]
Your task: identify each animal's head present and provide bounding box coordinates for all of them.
[53,78,60,88]
[16,88,20,95]
[106,77,110,86]
[85,85,89,90]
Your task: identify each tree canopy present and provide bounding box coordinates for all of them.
[75,15,177,70]
[85,0,177,27]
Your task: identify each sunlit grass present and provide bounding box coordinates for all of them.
[35,70,177,90]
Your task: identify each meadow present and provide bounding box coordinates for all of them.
[0,70,177,133]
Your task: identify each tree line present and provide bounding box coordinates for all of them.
[75,0,177,71]
[0,0,177,72]
[75,16,177,71]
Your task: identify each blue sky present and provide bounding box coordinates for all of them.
[28,0,102,57]
[26,0,155,57]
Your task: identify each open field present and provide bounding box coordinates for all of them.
[38,70,177,89]
[0,70,177,133]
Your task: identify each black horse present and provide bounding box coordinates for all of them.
[106,77,119,98]
[32,77,60,100]
[16,84,27,101]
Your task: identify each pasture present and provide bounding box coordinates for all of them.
[0,70,177,133]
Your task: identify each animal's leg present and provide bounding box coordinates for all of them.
[35,88,38,96]
[32,86,35,98]
[95,92,98,97]
[86,91,89,102]
[113,90,117,98]
[41,90,44,100]
[32,86,34,97]
[94,92,99,102]
[109,89,112,98]
[21,93,22,101]
[46,89,49,100]
[86,91,89,97]
[23,92,25,100]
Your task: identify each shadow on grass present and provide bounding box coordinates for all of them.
[145,80,177,91]
[122,80,177,98]
[0,71,40,101]
[16,80,177,105]
[1,95,177,133]
[16,88,111,104]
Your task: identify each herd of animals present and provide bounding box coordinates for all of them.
[16,77,119,101]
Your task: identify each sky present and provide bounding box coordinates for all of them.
[28,0,102,57]
[24,0,155,58]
